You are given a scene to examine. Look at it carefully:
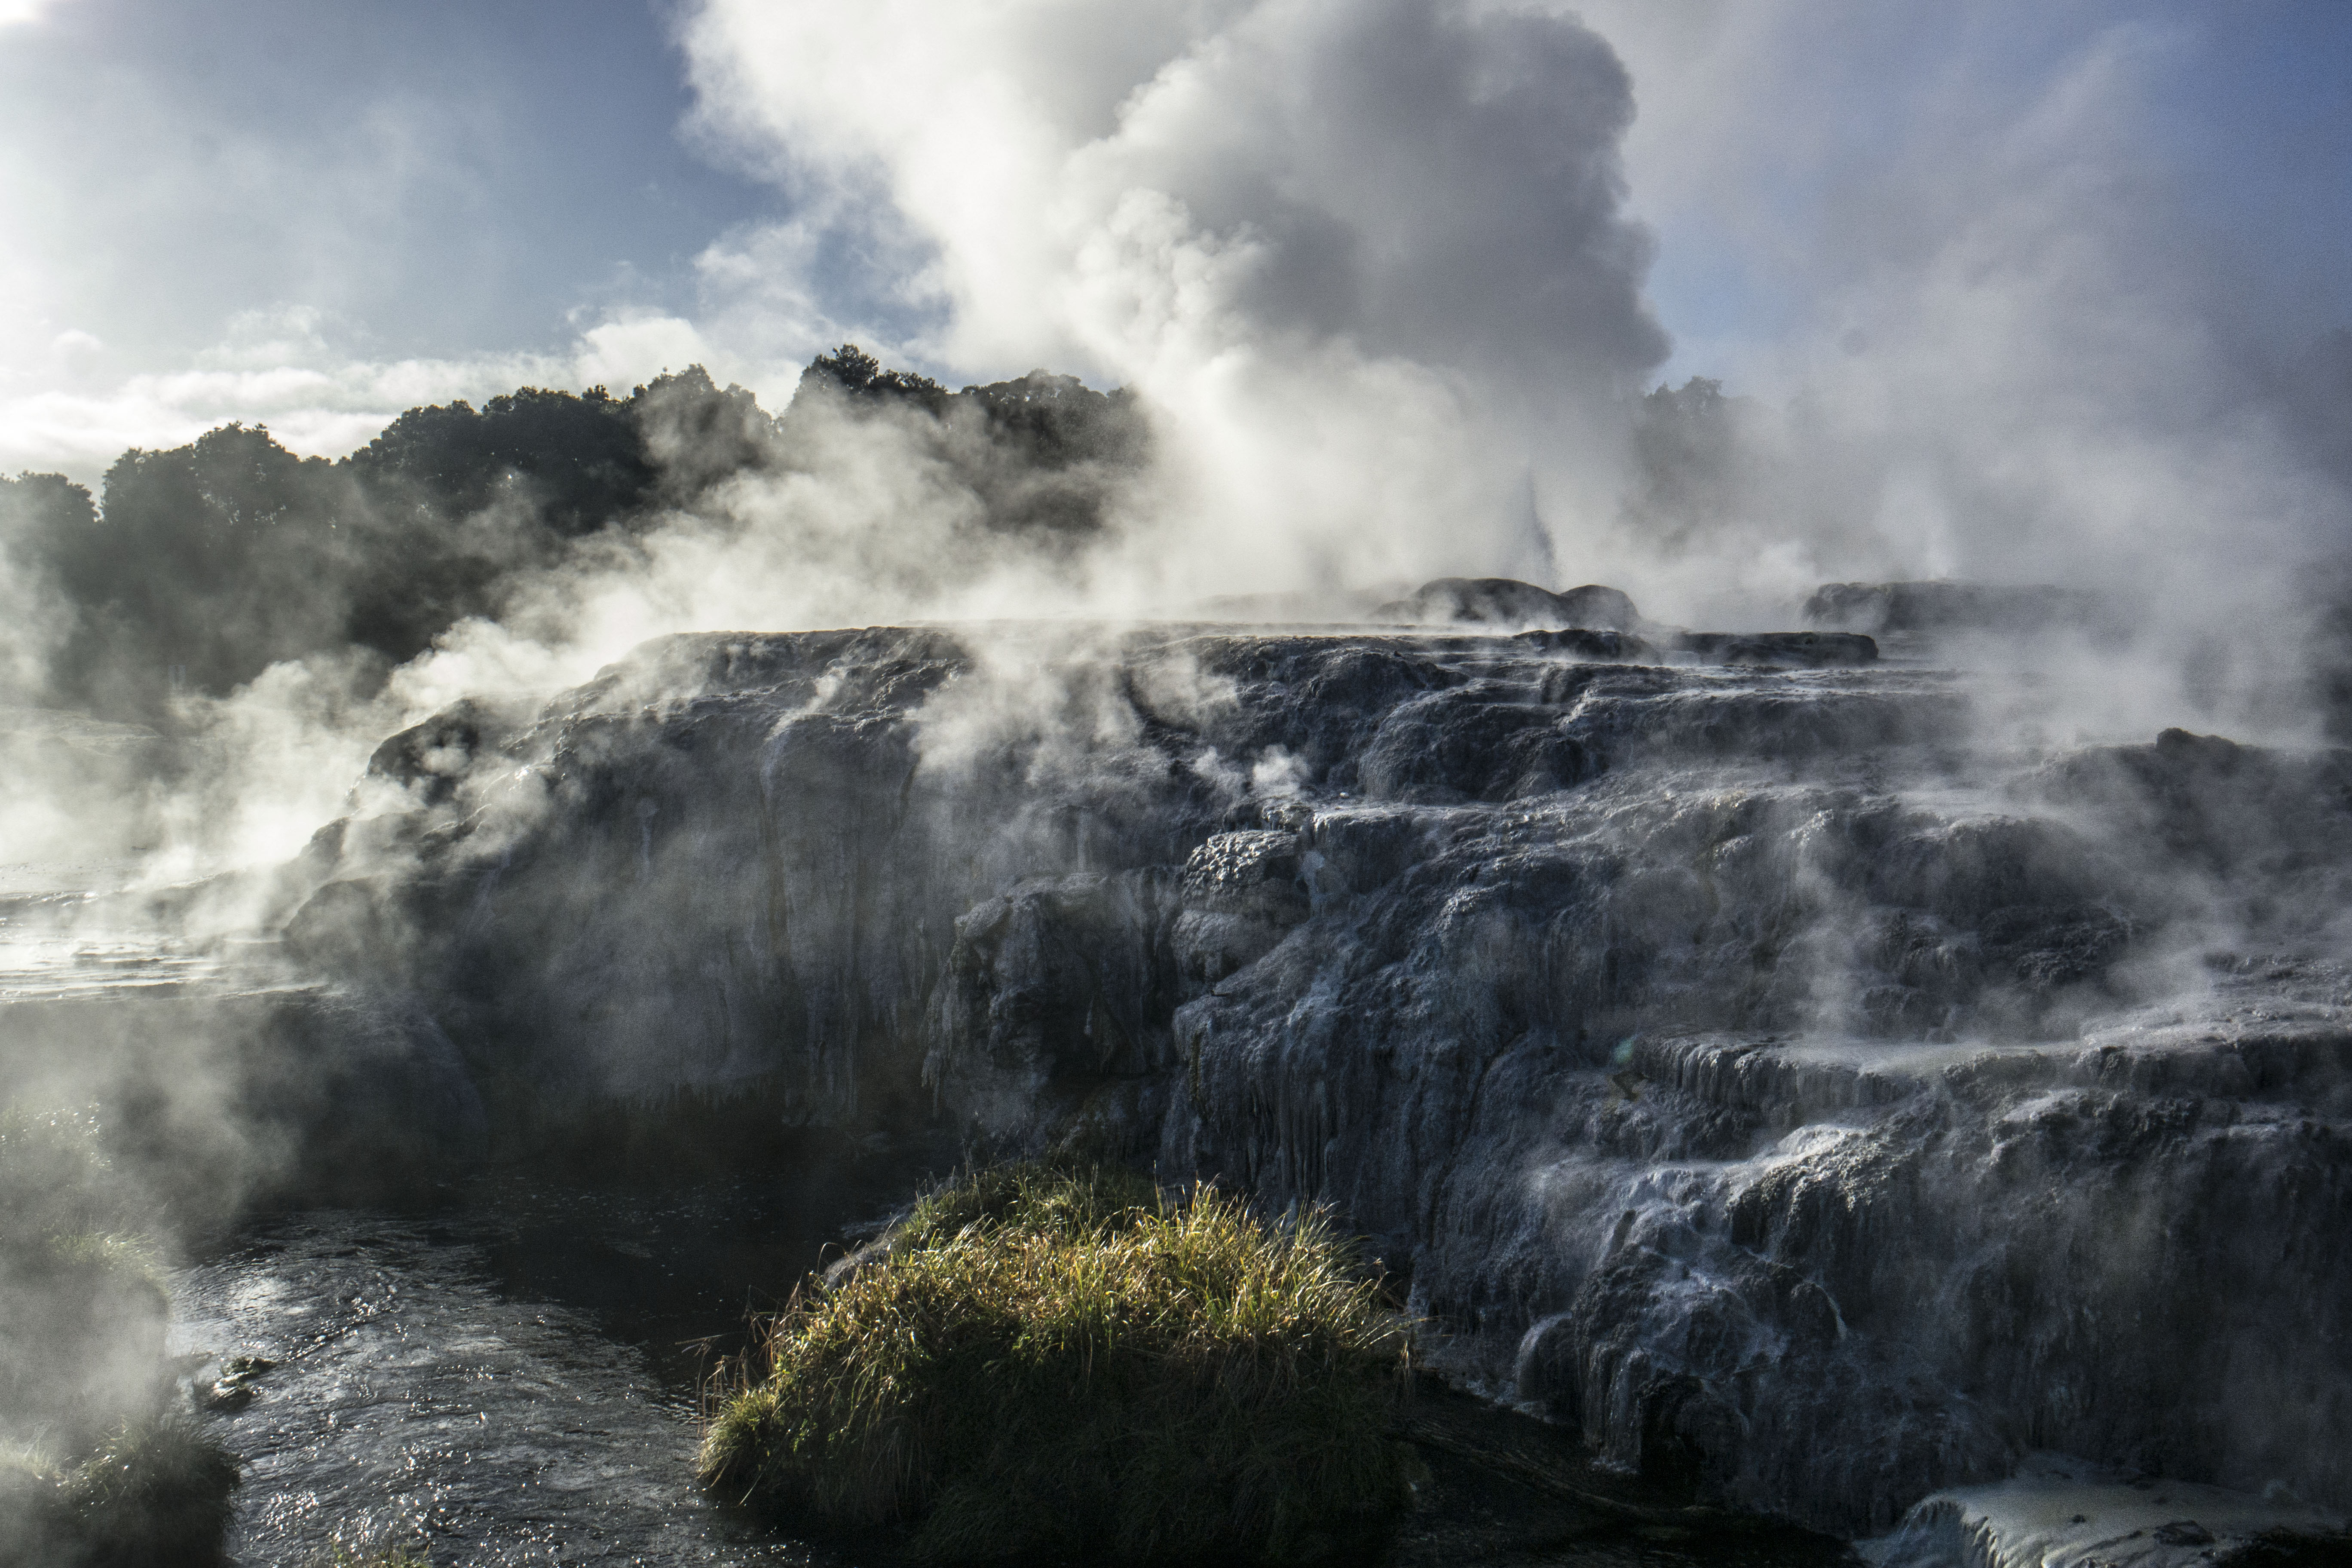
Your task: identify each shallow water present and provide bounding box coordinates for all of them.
[170,1177,869,1566]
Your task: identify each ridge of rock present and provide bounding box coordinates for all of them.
[282,622,2352,1534]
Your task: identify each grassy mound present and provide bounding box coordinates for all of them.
[0,1109,240,1567]
[55,1415,242,1567]
[700,1161,1412,1564]
[0,1415,241,1568]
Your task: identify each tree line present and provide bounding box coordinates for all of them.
[0,352,1147,723]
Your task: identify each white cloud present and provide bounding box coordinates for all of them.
[0,0,74,27]
[1570,4,2352,619]
[0,306,753,481]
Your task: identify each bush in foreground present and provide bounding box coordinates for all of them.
[0,1110,239,1567]
[700,1162,1412,1564]
[0,1415,241,1568]
[58,1415,241,1567]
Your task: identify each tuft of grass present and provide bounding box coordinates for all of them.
[54,1413,241,1567]
[0,1107,234,1568]
[700,1160,1412,1565]
[0,1230,174,1452]
[896,1155,1162,1247]
[30,1230,170,1309]
[0,1105,137,1238]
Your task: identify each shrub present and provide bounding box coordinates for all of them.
[700,1161,1412,1564]
[0,1106,136,1239]
[0,1109,235,1566]
[53,1414,240,1567]
[0,1107,172,1454]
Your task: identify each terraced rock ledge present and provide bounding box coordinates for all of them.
[249,619,2352,1539]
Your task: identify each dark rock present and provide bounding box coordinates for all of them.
[197,1379,255,1412]
[1377,578,1643,630]
[1519,628,1657,661]
[1558,584,1645,630]
[365,696,517,806]
[288,626,2352,1535]
[1803,580,2104,634]
[924,870,1181,1150]
[1672,631,1878,668]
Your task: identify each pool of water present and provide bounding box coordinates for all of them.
[170,1175,889,1565]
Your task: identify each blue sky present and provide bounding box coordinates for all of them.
[0,0,763,368]
[1613,0,2352,389]
[1,0,2346,479]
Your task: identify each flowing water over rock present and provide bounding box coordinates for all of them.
[171,1187,822,1565]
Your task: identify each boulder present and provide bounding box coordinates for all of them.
[1803,581,2102,634]
[1376,577,1643,630]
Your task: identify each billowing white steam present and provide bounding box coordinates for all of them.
[16,0,2352,881]
[677,0,1669,601]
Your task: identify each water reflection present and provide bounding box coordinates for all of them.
[171,1178,867,1565]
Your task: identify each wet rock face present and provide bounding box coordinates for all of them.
[292,623,2352,1534]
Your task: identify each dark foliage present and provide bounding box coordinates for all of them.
[962,370,1149,472]
[802,344,951,415]
[3,349,1149,723]
[10,386,695,721]
[50,1417,241,1568]
[793,346,1152,532]
[1622,376,1746,549]
[18,428,361,715]
[348,385,657,534]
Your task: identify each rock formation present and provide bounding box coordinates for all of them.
[280,620,2352,1535]
[1375,577,1644,630]
[1804,581,2107,636]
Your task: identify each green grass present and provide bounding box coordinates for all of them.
[0,1107,237,1567]
[52,1414,241,1567]
[700,1161,1413,1565]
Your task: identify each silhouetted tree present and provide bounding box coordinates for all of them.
[961,370,1148,471]
[1622,377,1748,549]
[31,427,357,715]
[349,385,658,536]
[802,344,950,414]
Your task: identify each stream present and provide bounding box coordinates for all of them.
[170,1176,865,1565]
